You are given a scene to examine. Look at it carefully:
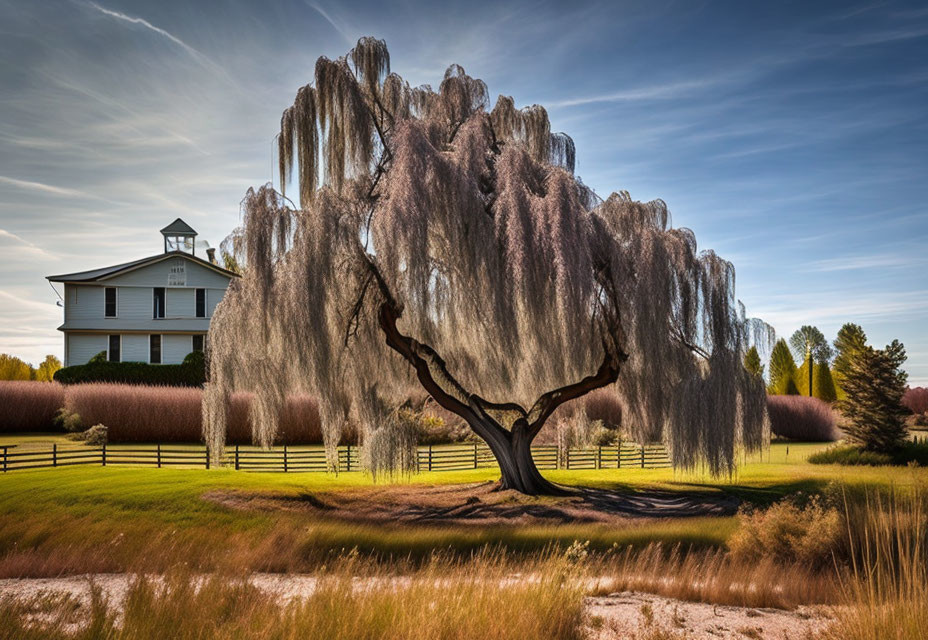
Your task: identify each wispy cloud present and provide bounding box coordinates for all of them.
[0,175,96,199]
[86,2,206,61]
[548,78,723,108]
[84,2,243,93]
[809,253,926,272]
[306,1,357,46]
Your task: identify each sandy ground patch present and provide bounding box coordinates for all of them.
[586,591,834,639]
[0,575,833,638]
[203,481,739,526]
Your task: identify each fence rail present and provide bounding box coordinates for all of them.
[0,442,669,474]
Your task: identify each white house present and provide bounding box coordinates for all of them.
[47,219,239,366]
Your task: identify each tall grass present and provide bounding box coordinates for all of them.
[0,556,587,639]
[822,486,928,639]
[65,384,331,444]
[0,381,65,432]
[596,542,838,608]
[766,394,837,441]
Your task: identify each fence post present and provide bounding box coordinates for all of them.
[284,445,288,473]
[617,442,621,469]
[101,443,106,467]
[205,446,210,470]
[566,448,571,470]
[234,445,240,471]
[428,445,433,472]
[596,446,601,470]
[641,445,645,468]
[157,443,162,469]
[473,443,478,469]
[52,444,57,468]
[1,446,6,473]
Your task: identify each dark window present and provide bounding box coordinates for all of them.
[108,335,120,362]
[104,287,117,318]
[150,335,162,364]
[195,289,206,318]
[153,288,165,318]
[192,334,204,352]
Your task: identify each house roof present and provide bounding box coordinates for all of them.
[160,218,197,235]
[46,251,239,283]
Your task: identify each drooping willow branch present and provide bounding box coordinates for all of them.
[205,37,771,485]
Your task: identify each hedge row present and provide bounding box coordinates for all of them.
[54,351,205,387]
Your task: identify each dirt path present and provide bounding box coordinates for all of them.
[0,575,833,639]
[203,481,739,527]
[586,591,833,639]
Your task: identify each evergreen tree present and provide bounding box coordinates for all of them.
[744,346,764,379]
[832,322,867,389]
[837,340,909,452]
[794,358,837,402]
[790,326,833,397]
[768,339,799,395]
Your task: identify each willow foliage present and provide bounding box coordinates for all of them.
[205,37,770,479]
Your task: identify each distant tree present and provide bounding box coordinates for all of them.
[795,358,837,402]
[837,340,909,452]
[833,322,866,379]
[0,354,34,381]
[744,346,764,379]
[220,250,242,275]
[790,326,833,398]
[902,387,928,415]
[768,339,799,395]
[35,355,62,382]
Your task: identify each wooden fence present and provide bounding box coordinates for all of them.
[0,442,669,474]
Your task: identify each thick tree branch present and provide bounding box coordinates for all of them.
[526,344,627,437]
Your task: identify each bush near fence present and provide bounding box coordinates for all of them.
[0,381,65,431]
[767,395,838,442]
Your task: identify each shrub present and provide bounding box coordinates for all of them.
[0,381,65,431]
[54,351,205,387]
[64,383,332,445]
[70,424,108,446]
[766,395,837,441]
[53,407,83,432]
[903,387,928,415]
[728,496,843,568]
[809,441,928,467]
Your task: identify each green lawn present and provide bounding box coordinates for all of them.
[0,438,925,576]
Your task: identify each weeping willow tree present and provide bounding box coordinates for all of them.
[205,37,770,495]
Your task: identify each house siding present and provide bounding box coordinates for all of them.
[67,333,107,366]
[162,334,192,364]
[121,334,149,363]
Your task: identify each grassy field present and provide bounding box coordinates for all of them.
[1,438,926,578]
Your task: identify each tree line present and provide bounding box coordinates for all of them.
[0,353,61,381]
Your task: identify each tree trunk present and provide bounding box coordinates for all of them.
[471,417,569,496]
[808,353,814,397]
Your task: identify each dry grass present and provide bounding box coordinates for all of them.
[593,543,839,609]
[821,485,928,639]
[0,381,65,432]
[0,555,587,639]
[728,495,843,568]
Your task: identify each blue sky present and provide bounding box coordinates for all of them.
[0,0,926,384]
